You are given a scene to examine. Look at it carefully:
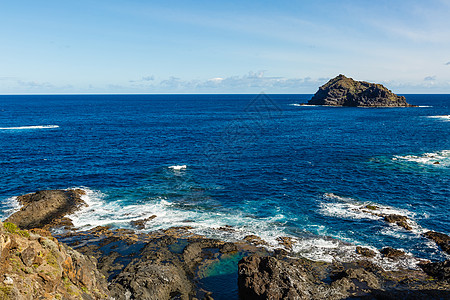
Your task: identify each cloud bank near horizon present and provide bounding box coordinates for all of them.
[1,71,449,94]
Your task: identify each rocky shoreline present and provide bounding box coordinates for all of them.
[1,189,449,299]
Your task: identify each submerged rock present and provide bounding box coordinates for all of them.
[5,189,87,230]
[308,74,414,107]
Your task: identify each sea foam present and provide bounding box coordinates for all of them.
[168,165,187,170]
[0,196,22,219]
[0,125,59,130]
[289,103,318,107]
[392,150,450,166]
[426,115,450,121]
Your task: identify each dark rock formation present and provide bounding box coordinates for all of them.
[5,189,87,230]
[384,214,412,230]
[419,260,450,281]
[0,221,109,299]
[356,246,376,258]
[238,254,450,300]
[130,215,156,230]
[424,231,450,255]
[308,74,414,107]
[380,247,405,258]
[56,225,269,300]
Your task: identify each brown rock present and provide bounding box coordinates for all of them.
[276,236,295,250]
[243,235,268,246]
[419,260,450,281]
[220,242,238,253]
[130,215,157,230]
[0,221,109,299]
[380,247,405,258]
[5,189,87,230]
[20,246,37,267]
[356,246,376,258]
[424,231,450,255]
[384,214,412,230]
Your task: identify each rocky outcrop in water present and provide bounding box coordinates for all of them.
[424,231,450,255]
[5,189,87,230]
[308,74,414,107]
[0,221,109,299]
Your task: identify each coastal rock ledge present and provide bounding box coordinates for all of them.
[308,74,414,107]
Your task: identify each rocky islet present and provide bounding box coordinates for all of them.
[307,74,415,107]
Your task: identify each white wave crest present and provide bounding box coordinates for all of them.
[0,125,59,130]
[319,193,419,230]
[289,103,318,107]
[64,187,438,269]
[168,165,187,170]
[0,196,22,219]
[393,150,450,166]
[426,115,450,121]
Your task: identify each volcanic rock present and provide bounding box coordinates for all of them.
[384,214,412,230]
[5,189,87,230]
[356,246,376,258]
[308,74,414,107]
[0,221,109,299]
[380,247,406,258]
[424,231,450,255]
[419,260,450,281]
[238,254,450,300]
[130,215,156,230]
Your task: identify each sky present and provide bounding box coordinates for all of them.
[1,0,450,94]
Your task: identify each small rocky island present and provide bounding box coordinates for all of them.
[308,74,415,107]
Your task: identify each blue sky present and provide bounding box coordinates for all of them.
[1,0,450,94]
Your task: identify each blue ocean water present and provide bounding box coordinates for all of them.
[0,94,449,265]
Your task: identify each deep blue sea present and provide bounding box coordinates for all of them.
[1,94,449,267]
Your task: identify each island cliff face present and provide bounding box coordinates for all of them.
[308,74,414,107]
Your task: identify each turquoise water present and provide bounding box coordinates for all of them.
[0,94,449,264]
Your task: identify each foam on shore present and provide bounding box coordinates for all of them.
[64,187,440,269]
[0,196,22,219]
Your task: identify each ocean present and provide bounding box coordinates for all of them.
[0,94,449,267]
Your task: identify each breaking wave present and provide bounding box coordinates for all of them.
[392,150,450,167]
[0,125,59,130]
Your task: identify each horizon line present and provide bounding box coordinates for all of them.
[1,92,449,96]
